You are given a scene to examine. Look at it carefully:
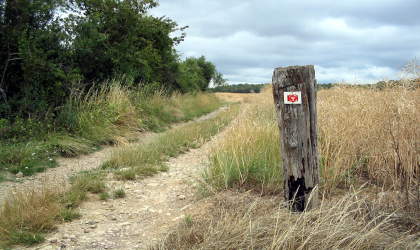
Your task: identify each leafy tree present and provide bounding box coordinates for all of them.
[209,83,266,93]
[177,56,222,92]
[0,0,223,120]
[66,0,185,89]
[0,0,73,118]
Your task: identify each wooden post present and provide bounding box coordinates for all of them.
[272,65,319,211]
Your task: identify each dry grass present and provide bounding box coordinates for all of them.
[0,171,108,247]
[204,93,281,194]
[153,190,418,250]
[193,84,419,249]
[318,86,419,198]
[214,92,260,103]
[0,186,62,247]
[206,86,419,203]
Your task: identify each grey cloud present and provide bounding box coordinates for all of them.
[151,0,420,83]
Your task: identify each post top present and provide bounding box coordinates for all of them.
[274,65,314,72]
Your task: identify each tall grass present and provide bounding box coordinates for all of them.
[133,90,222,132]
[0,80,222,178]
[318,86,419,197]
[204,85,419,203]
[204,95,281,194]
[0,188,61,247]
[57,81,139,144]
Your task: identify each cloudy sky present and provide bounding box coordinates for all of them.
[150,0,420,84]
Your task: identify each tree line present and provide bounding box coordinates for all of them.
[0,0,225,119]
[209,83,266,93]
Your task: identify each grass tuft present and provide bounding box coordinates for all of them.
[59,208,81,222]
[99,192,110,201]
[0,188,61,247]
[69,171,107,194]
[113,188,126,199]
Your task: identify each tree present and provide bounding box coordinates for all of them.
[0,0,222,119]
[213,71,227,87]
[0,0,72,117]
[176,56,221,92]
[67,0,185,89]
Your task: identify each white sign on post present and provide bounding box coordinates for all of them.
[284,91,302,104]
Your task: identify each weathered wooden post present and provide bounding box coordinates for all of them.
[272,65,319,212]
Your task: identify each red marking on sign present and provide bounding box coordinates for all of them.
[287,94,299,103]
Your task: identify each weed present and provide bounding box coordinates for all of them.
[183,215,193,227]
[9,231,44,246]
[69,171,106,194]
[99,192,110,200]
[204,94,282,194]
[113,188,126,199]
[60,187,87,209]
[114,169,137,181]
[59,208,81,222]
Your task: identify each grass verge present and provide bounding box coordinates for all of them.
[102,104,240,180]
[0,104,237,248]
[0,81,222,179]
[0,170,107,248]
[203,92,282,195]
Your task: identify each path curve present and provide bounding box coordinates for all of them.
[0,108,225,205]
[28,111,230,250]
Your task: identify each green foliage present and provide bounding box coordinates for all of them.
[0,141,57,177]
[177,56,222,92]
[0,0,222,121]
[0,0,75,117]
[213,71,227,87]
[209,83,266,93]
[0,82,222,178]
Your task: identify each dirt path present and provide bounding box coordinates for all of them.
[0,108,225,205]
[27,113,228,250]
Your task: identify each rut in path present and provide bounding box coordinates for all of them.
[29,115,228,250]
[0,108,225,206]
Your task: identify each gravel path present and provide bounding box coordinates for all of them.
[0,108,225,206]
[26,110,230,250]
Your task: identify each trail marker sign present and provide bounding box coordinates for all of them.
[284,91,302,104]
